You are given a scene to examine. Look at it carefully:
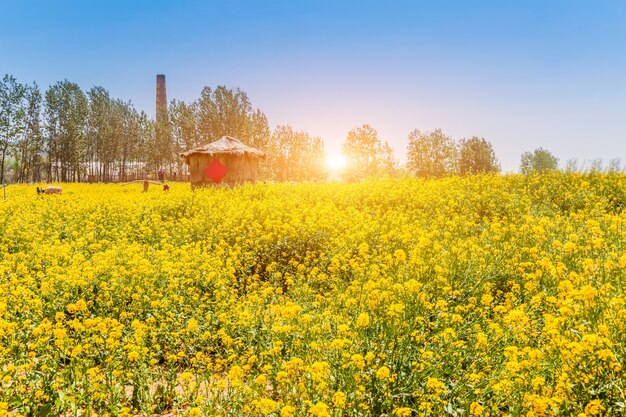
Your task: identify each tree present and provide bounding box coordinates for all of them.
[266,125,326,181]
[196,86,270,151]
[607,158,623,173]
[520,148,559,174]
[342,124,396,181]
[0,74,27,183]
[86,86,115,181]
[169,99,200,175]
[12,82,44,182]
[45,80,88,181]
[115,100,142,179]
[458,137,500,175]
[86,87,146,181]
[135,111,155,175]
[125,105,146,178]
[379,141,398,177]
[406,129,458,178]
[565,158,580,173]
[150,105,173,174]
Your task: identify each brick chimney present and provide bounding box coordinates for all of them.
[156,74,167,118]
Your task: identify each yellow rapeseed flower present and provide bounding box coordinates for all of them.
[356,312,370,327]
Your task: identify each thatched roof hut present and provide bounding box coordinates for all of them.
[180,136,265,187]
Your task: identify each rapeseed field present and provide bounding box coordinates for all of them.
[1,173,625,416]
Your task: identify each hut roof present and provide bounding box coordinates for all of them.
[180,136,265,159]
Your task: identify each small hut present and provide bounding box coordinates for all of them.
[180,136,266,187]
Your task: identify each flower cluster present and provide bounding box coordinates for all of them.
[0,173,625,416]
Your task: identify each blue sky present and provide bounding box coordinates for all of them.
[2,0,626,171]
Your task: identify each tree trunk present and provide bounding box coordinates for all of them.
[0,149,6,184]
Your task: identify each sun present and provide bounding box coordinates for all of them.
[326,152,347,171]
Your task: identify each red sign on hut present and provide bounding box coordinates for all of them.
[205,159,228,183]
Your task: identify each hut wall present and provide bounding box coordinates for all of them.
[187,153,261,187]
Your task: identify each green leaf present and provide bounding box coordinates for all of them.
[8,396,21,407]
[38,403,52,417]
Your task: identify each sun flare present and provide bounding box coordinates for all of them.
[326,152,347,171]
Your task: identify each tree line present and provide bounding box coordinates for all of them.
[1,73,594,184]
[0,75,329,183]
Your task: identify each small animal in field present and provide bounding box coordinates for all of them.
[163,184,170,192]
[37,186,62,195]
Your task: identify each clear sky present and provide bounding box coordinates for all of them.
[2,0,626,171]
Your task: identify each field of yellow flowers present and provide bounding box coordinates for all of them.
[1,173,626,417]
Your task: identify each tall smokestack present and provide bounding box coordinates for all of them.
[156,74,167,117]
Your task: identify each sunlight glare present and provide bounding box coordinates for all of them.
[326,153,347,171]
